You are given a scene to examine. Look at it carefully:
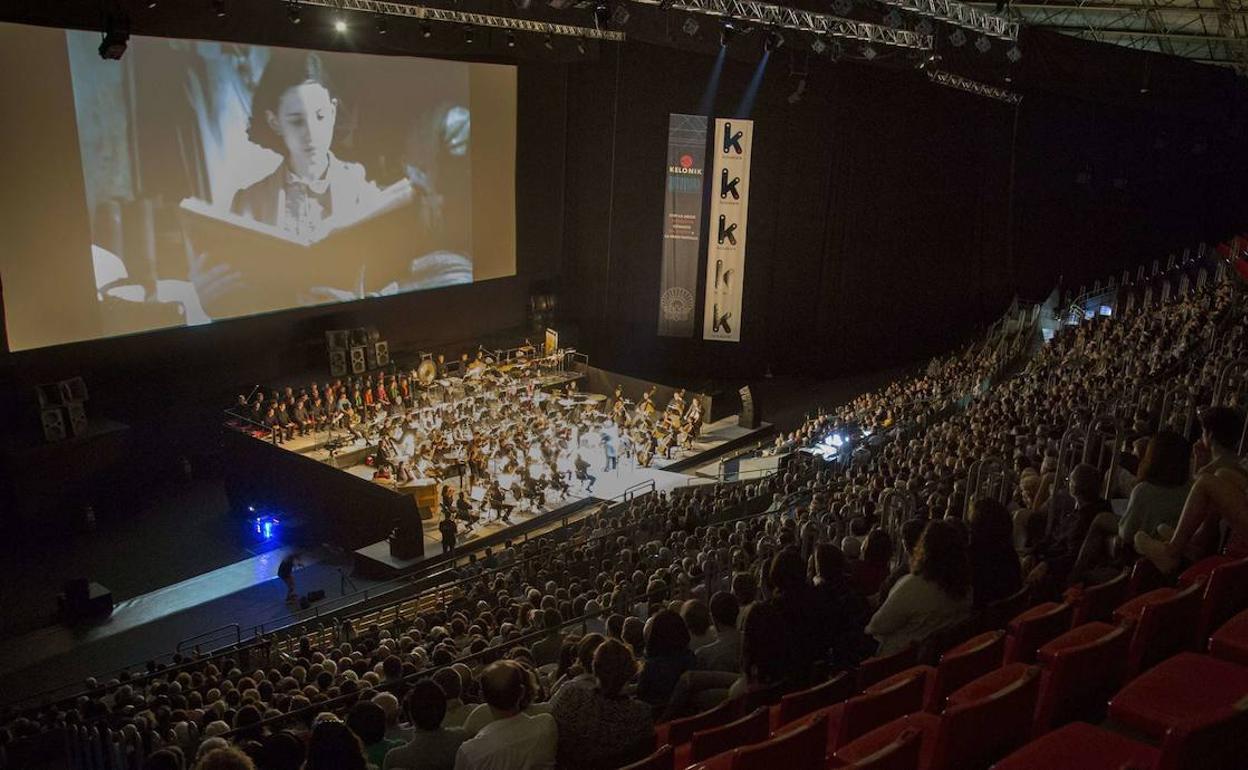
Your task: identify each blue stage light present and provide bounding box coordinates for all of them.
[252,513,281,540]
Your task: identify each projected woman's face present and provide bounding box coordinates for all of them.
[267,81,337,181]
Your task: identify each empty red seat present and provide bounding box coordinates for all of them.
[688,707,769,764]
[1108,652,1248,739]
[832,664,1042,770]
[1113,577,1204,679]
[772,672,851,730]
[979,585,1032,633]
[1003,602,1072,664]
[1178,554,1236,587]
[856,644,919,691]
[618,743,673,770]
[1190,555,1248,645]
[920,630,1005,712]
[832,727,921,770]
[1033,621,1130,732]
[1209,607,1248,665]
[994,704,1248,770]
[1068,569,1130,627]
[779,666,926,754]
[729,711,828,770]
[659,697,735,746]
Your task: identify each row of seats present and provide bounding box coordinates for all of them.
[621,554,1248,770]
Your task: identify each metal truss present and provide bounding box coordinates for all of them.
[877,0,1020,40]
[966,0,1248,73]
[927,68,1023,102]
[291,0,627,40]
[632,0,933,49]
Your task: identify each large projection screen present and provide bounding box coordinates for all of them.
[0,23,517,351]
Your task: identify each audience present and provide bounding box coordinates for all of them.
[967,498,1022,608]
[550,639,652,769]
[383,680,465,770]
[693,592,741,673]
[636,610,696,709]
[454,661,556,770]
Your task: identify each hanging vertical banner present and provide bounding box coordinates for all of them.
[703,118,752,342]
[657,114,709,337]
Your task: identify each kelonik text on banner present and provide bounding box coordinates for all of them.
[657,114,708,337]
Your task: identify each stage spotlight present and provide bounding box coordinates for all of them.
[884,9,903,28]
[421,22,433,38]
[98,27,129,60]
[287,1,301,24]
[831,0,853,15]
[506,30,516,47]
[595,1,610,29]
[334,18,347,32]
[810,35,827,55]
[211,0,226,18]
[719,20,736,47]
[147,1,158,7]
[464,26,474,44]
[860,43,877,60]
[544,33,554,49]
[915,18,933,36]
[764,28,784,52]
[917,52,941,70]
[949,28,967,47]
[682,17,699,35]
[1006,44,1022,63]
[975,34,991,53]
[612,4,631,25]
[375,15,388,34]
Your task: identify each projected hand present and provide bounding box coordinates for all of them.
[188,250,243,312]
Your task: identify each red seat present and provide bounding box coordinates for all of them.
[1033,621,1130,732]
[1003,602,1072,664]
[994,705,1248,770]
[1108,652,1248,739]
[921,630,1005,712]
[772,672,851,729]
[1113,578,1204,680]
[833,664,1042,770]
[1068,569,1130,627]
[1191,556,1248,645]
[1128,557,1168,596]
[729,711,828,770]
[688,706,769,764]
[832,727,922,770]
[856,644,919,691]
[780,666,926,754]
[618,743,673,770]
[660,697,736,746]
[979,585,1032,633]
[1178,554,1236,587]
[1209,607,1248,665]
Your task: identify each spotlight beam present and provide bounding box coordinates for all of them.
[632,0,932,50]
[288,0,626,41]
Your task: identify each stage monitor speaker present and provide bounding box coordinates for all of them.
[329,349,348,377]
[738,386,760,429]
[59,376,88,404]
[64,578,89,603]
[66,402,88,437]
[325,329,350,351]
[41,407,67,442]
[350,347,368,374]
[367,341,389,368]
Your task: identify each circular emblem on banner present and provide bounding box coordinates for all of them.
[661,287,695,321]
[679,154,694,169]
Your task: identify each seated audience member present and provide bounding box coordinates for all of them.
[866,520,972,656]
[384,680,467,770]
[531,609,564,667]
[767,547,828,684]
[878,518,926,602]
[841,516,869,559]
[551,633,604,696]
[146,747,186,770]
[373,692,409,743]
[260,732,304,770]
[1025,464,1109,593]
[551,639,654,770]
[967,497,1022,609]
[193,747,256,770]
[462,661,550,737]
[1137,407,1248,573]
[694,592,741,672]
[681,599,716,650]
[454,661,556,770]
[853,529,892,597]
[811,543,873,667]
[348,699,402,769]
[433,668,475,729]
[636,609,696,709]
[305,718,370,770]
[1073,431,1190,582]
[730,571,759,614]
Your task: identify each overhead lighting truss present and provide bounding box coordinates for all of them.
[927,68,1022,103]
[290,0,626,40]
[877,0,1019,41]
[633,0,933,49]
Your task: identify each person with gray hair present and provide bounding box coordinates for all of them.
[1025,463,1112,594]
[454,661,556,770]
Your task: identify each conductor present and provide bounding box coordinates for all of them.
[439,512,458,555]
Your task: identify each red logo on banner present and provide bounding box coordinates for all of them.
[679,154,694,168]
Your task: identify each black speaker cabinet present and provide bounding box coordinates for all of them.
[60,580,113,621]
[367,340,390,369]
[349,346,368,374]
[738,386,760,429]
[329,349,348,377]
